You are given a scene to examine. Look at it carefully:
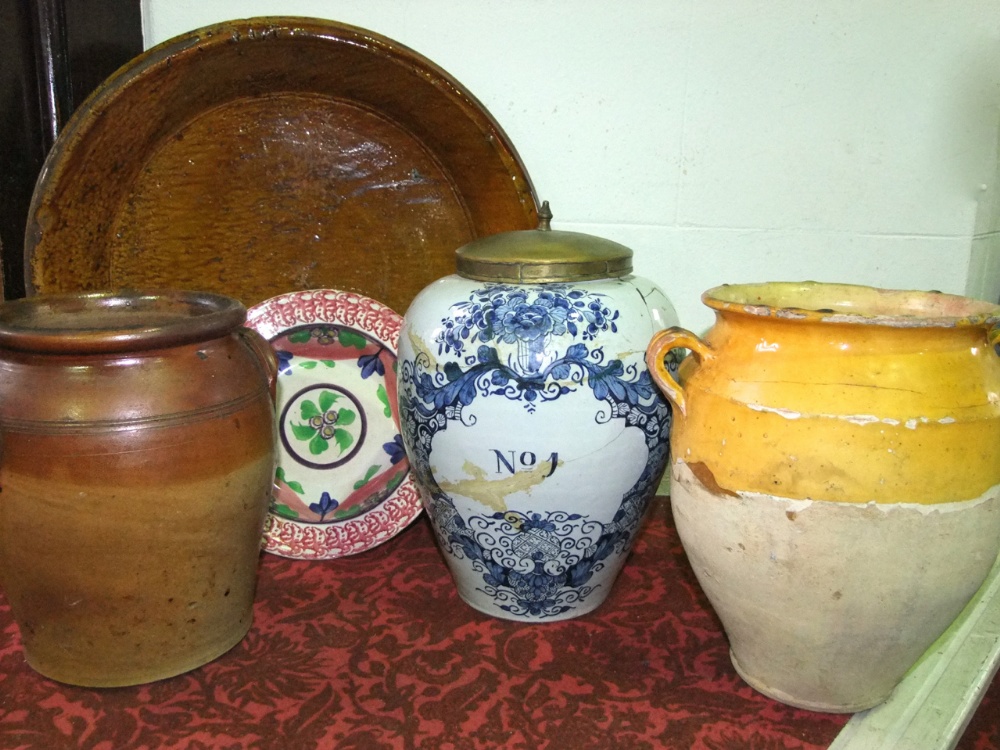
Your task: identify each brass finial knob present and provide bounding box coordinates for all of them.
[537,201,553,231]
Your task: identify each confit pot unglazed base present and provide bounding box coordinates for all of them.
[672,461,999,712]
[0,291,277,687]
[647,281,1000,712]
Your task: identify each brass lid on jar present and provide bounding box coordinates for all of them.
[455,202,633,283]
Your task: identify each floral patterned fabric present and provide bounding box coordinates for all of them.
[0,497,994,749]
[962,679,1000,750]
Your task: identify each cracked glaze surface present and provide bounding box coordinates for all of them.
[650,282,1000,505]
[399,274,678,620]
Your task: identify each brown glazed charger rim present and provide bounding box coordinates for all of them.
[22,16,539,314]
[0,290,246,354]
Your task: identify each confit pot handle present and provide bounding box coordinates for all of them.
[237,327,279,402]
[645,326,714,417]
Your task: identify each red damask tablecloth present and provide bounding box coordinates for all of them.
[1,497,997,749]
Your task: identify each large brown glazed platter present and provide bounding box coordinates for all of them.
[24,17,539,314]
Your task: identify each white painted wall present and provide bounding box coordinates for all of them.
[972,121,1000,304]
[142,1,1000,332]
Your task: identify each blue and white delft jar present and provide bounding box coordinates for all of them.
[398,203,678,621]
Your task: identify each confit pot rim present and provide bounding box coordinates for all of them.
[703,281,1000,329]
[0,290,246,354]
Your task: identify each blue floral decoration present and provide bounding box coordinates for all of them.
[309,491,339,521]
[358,350,386,379]
[276,350,294,376]
[383,434,406,465]
[436,284,618,360]
[399,282,672,619]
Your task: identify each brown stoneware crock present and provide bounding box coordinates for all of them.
[0,290,277,687]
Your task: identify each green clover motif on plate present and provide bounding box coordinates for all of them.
[290,389,358,457]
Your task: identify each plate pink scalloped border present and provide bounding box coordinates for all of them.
[246,289,421,559]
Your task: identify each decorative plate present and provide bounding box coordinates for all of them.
[246,289,420,559]
[24,16,538,315]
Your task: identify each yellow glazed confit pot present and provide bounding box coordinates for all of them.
[646,281,1000,712]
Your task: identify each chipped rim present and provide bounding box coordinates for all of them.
[703,281,1000,329]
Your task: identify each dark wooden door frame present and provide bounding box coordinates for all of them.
[0,0,143,300]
